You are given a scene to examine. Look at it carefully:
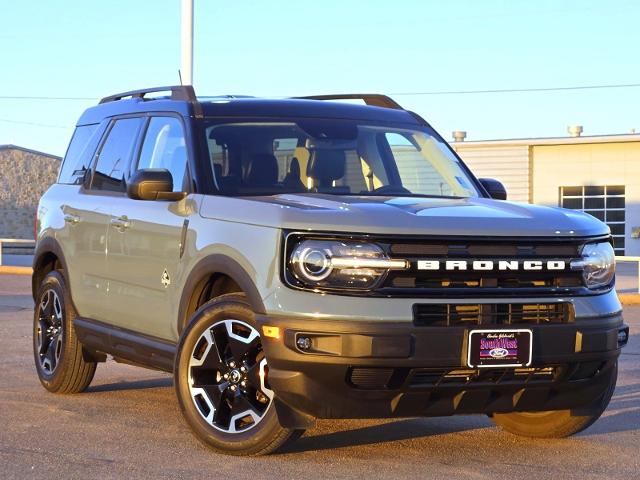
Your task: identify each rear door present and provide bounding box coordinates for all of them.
[55,122,105,318]
[104,115,194,340]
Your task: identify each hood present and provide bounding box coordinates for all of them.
[200,194,610,238]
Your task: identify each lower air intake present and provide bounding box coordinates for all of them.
[413,303,573,326]
[349,368,395,389]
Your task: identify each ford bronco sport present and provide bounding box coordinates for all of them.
[33,86,629,455]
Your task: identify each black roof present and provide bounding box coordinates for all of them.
[77,86,422,126]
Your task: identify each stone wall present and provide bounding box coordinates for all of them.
[0,147,60,239]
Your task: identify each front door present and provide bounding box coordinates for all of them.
[104,115,194,341]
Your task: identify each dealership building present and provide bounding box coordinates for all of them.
[452,131,640,256]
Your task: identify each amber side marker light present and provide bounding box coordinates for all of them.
[262,326,280,339]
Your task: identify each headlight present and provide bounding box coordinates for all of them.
[289,239,407,290]
[570,242,616,289]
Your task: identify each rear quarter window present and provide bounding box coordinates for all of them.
[58,124,100,185]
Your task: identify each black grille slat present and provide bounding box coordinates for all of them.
[390,244,448,256]
[391,275,583,289]
[389,241,580,258]
[413,303,571,326]
[467,244,518,256]
[348,364,599,390]
[349,368,395,389]
[409,367,558,388]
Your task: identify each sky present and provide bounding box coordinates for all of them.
[1,0,639,157]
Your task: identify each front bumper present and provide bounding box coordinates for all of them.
[257,312,627,421]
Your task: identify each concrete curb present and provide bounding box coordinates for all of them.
[0,266,33,275]
[619,293,640,306]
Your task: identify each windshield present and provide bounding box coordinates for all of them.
[205,120,481,198]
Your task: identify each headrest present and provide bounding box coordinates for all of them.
[306,150,346,182]
[245,153,278,186]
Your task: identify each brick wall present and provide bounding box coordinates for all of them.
[0,147,60,239]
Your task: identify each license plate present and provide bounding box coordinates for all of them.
[467,329,532,368]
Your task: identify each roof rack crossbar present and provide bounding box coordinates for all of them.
[99,85,197,104]
[294,94,403,110]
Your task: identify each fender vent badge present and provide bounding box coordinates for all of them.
[161,269,171,288]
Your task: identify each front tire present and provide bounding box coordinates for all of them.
[174,294,302,456]
[33,271,96,393]
[491,362,617,438]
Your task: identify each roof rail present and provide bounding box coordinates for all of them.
[294,94,403,110]
[99,85,197,104]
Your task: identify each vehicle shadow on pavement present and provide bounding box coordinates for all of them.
[584,380,640,436]
[280,417,484,453]
[88,377,173,393]
[0,294,34,312]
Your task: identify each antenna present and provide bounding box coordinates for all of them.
[178,69,183,86]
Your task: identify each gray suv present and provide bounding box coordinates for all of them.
[33,86,629,455]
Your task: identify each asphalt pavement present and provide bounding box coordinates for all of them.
[1,274,638,480]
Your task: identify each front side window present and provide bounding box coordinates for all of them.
[92,118,143,192]
[136,117,188,192]
[205,120,480,198]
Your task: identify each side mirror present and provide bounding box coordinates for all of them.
[127,168,186,201]
[479,178,507,201]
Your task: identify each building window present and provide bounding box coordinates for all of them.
[559,185,625,254]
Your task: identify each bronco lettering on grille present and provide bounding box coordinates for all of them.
[416,260,566,271]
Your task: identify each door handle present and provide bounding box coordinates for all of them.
[110,216,131,231]
[64,214,81,225]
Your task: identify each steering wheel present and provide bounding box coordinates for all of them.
[369,184,411,195]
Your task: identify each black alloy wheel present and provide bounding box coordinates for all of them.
[33,270,96,393]
[35,288,64,374]
[175,294,303,455]
[188,318,273,433]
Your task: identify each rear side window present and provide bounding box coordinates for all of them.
[136,117,188,192]
[58,125,99,185]
[92,118,143,192]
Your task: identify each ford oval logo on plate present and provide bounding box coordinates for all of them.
[489,347,509,358]
[468,329,532,368]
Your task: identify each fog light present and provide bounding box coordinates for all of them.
[618,327,629,347]
[296,336,312,351]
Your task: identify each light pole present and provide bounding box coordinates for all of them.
[181,0,194,85]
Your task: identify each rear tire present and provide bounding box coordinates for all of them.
[174,293,303,456]
[33,271,96,393]
[491,362,617,438]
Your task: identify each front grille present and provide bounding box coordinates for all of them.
[380,237,588,296]
[413,303,573,326]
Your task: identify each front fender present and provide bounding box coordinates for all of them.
[177,254,267,335]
